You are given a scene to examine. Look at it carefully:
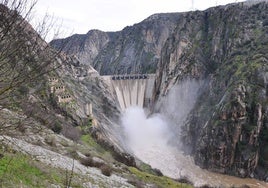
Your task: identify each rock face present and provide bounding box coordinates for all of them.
[50,30,114,65]
[153,1,268,180]
[48,0,268,181]
[50,13,181,75]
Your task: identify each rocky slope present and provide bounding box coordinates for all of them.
[153,1,268,181]
[51,13,181,75]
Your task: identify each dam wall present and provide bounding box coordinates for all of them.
[102,74,155,111]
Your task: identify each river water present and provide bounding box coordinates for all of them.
[122,106,268,188]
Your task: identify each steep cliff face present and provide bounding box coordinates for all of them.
[154,1,268,180]
[51,13,181,75]
[50,30,115,65]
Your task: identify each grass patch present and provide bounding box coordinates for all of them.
[0,153,62,187]
[138,162,163,176]
[80,134,114,163]
[81,134,106,154]
[128,167,193,188]
[81,134,98,147]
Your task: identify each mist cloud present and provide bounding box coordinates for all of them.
[120,79,212,186]
[121,106,171,154]
[158,79,205,128]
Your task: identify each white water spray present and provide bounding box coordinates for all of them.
[120,80,268,187]
[122,107,172,157]
[121,108,213,186]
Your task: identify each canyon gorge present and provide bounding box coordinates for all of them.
[0,0,268,187]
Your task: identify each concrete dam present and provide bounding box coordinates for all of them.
[102,74,155,111]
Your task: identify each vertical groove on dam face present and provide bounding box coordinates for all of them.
[137,79,145,108]
[114,80,126,110]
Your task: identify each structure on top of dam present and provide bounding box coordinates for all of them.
[102,74,155,111]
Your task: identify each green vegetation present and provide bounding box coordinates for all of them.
[138,162,163,176]
[81,135,101,150]
[0,153,62,187]
[80,134,108,155]
[128,167,193,188]
[51,121,62,133]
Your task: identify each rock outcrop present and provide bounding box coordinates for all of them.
[50,30,114,65]
[153,1,268,180]
[51,13,181,75]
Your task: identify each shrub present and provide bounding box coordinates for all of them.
[239,185,250,188]
[51,121,62,134]
[152,168,163,176]
[138,163,163,176]
[80,157,103,168]
[84,152,91,157]
[18,85,29,95]
[80,157,112,176]
[100,165,112,176]
[80,157,94,167]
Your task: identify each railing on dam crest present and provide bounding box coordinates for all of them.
[111,74,148,80]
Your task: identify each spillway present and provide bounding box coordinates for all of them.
[106,74,155,111]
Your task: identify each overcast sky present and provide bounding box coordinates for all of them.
[33,0,244,40]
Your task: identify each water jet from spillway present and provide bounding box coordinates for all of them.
[121,106,171,156]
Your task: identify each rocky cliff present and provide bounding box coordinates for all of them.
[50,30,115,65]
[49,1,268,181]
[153,1,268,180]
[51,13,181,75]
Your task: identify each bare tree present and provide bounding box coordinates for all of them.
[0,0,65,135]
[1,1,53,97]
